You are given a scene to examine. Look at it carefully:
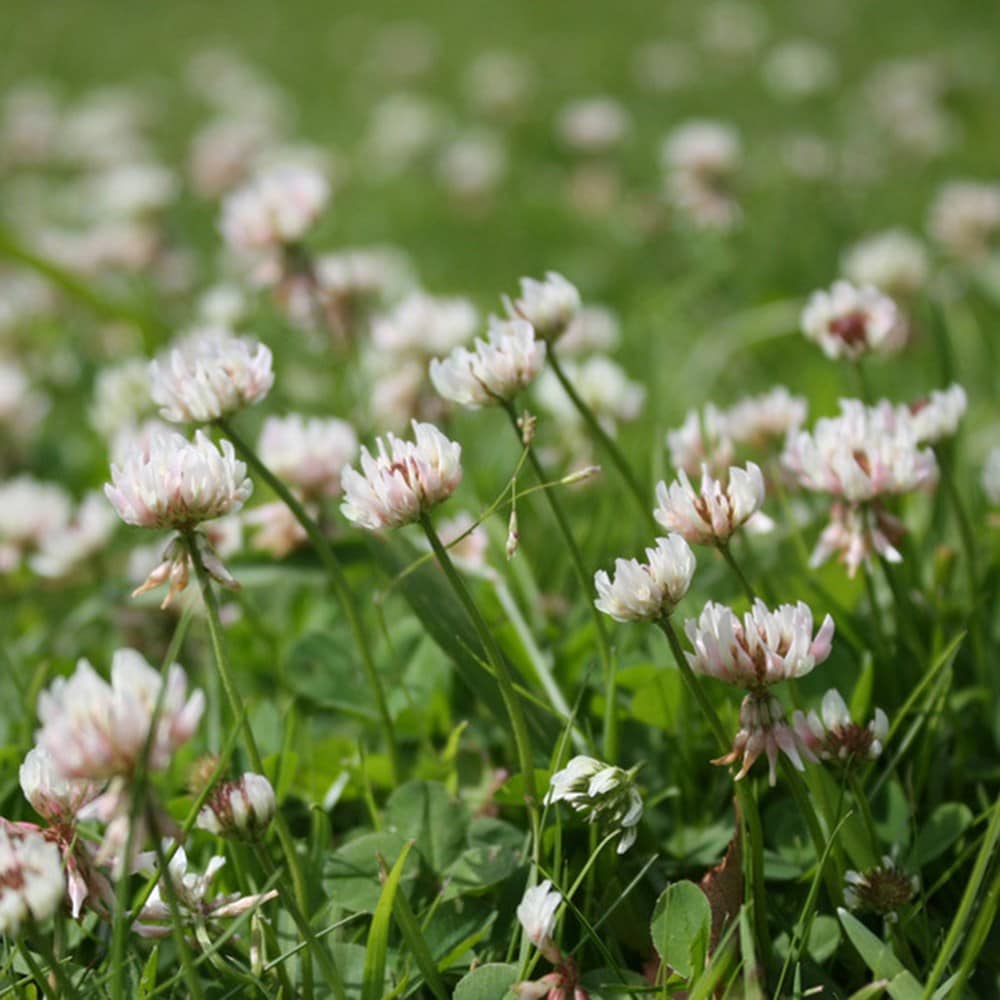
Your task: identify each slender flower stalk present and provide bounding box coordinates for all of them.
[501,401,617,759]
[418,513,540,828]
[183,532,347,1000]
[216,415,400,784]
[546,343,654,527]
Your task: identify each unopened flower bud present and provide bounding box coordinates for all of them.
[560,464,601,487]
[518,411,537,446]
[506,510,520,560]
[197,773,276,840]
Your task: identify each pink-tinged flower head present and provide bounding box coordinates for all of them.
[197,772,276,841]
[150,329,274,424]
[36,649,204,781]
[19,747,102,826]
[654,462,771,546]
[506,271,580,343]
[258,414,358,498]
[801,280,904,360]
[220,164,329,254]
[684,599,834,691]
[782,399,937,504]
[372,292,479,358]
[809,500,906,578]
[106,429,253,531]
[793,689,888,764]
[0,825,66,935]
[594,534,695,623]
[430,316,546,407]
[905,384,967,444]
[723,387,808,449]
[927,180,1000,261]
[516,879,562,955]
[666,406,734,476]
[340,420,462,530]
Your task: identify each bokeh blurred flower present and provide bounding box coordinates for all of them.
[0,825,66,935]
[556,96,631,153]
[534,355,645,436]
[19,747,101,827]
[0,477,71,573]
[793,689,888,764]
[801,280,904,361]
[594,534,695,623]
[841,229,930,300]
[927,180,1000,261]
[372,291,478,357]
[904,383,967,444]
[29,492,117,579]
[258,414,357,498]
[506,271,580,343]
[197,772,276,840]
[723,387,808,448]
[666,406,734,476]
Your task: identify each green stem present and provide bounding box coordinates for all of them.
[718,542,757,604]
[853,358,873,404]
[848,771,881,859]
[781,760,843,906]
[657,619,770,968]
[502,402,617,760]
[17,941,58,1000]
[547,345,654,528]
[184,532,346,1000]
[419,513,540,831]
[217,417,401,785]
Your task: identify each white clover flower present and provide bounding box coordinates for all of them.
[841,229,930,299]
[437,130,508,199]
[246,500,309,558]
[90,358,157,440]
[714,691,812,785]
[983,448,1000,506]
[197,773,276,840]
[661,119,742,230]
[556,96,631,153]
[793,689,888,764]
[0,826,66,935]
[723,387,808,448]
[516,879,562,956]
[654,462,771,546]
[558,305,621,356]
[36,649,204,780]
[0,476,72,572]
[0,360,48,439]
[809,501,906,578]
[844,854,919,923]
[435,511,490,572]
[534,355,645,435]
[430,316,546,407]
[258,414,358,498]
[197,283,249,327]
[684,599,835,690]
[904,384,967,444]
[134,844,277,938]
[151,329,274,424]
[782,400,938,503]
[19,747,102,826]
[545,755,644,853]
[666,406,735,476]
[506,271,580,343]
[801,280,905,361]
[761,40,838,100]
[106,428,253,531]
[927,180,1000,260]
[220,163,329,255]
[315,246,413,310]
[340,420,462,531]
[594,534,695,623]
[29,492,117,579]
[372,292,479,359]
[84,161,178,220]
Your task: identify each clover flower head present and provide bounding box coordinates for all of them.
[430,316,546,408]
[197,773,276,841]
[801,280,905,361]
[666,406,735,476]
[723,387,808,448]
[793,689,888,764]
[371,292,479,358]
[0,825,66,935]
[534,355,645,435]
[150,328,274,424]
[841,229,930,299]
[506,271,580,343]
[29,492,117,579]
[927,180,1000,260]
[19,747,102,826]
[258,414,358,498]
[340,420,462,530]
[517,879,562,960]
[594,534,695,623]
[36,649,204,781]
[654,462,771,546]
[809,500,906,578]
[843,854,919,923]
[0,477,72,573]
[905,383,967,444]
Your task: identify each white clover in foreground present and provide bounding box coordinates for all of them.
[841,229,930,300]
[36,649,204,781]
[134,844,277,938]
[505,271,580,343]
[801,280,905,361]
[430,316,546,407]
[258,413,358,498]
[220,163,329,255]
[684,599,835,691]
[545,755,644,854]
[19,746,102,826]
[713,691,811,785]
[106,429,253,531]
[150,329,274,423]
[340,420,462,530]
[843,854,919,923]
[594,534,695,623]
[197,773,276,840]
[0,826,66,935]
[516,879,562,959]
[654,462,771,546]
[793,689,888,764]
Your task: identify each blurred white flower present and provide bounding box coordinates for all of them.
[761,40,838,100]
[246,500,309,559]
[437,130,507,200]
[91,358,156,440]
[716,690,810,784]
[0,476,72,573]
[982,447,1000,506]
[106,428,253,530]
[809,501,907,577]
[927,180,1000,261]
[340,420,462,530]
[558,305,621,356]
[654,462,771,546]
[430,316,545,407]
[662,120,742,230]
[723,387,808,448]
[258,414,358,498]
[841,230,930,300]
[436,511,490,572]
[372,292,478,358]
[220,164,329,256]
[534,355,645,435]
[463,50,534,116]
[516,879,561,958]
[197,772,276,840]
[0,360,48,440]
[594,534,695,623]
[29,492,117,579]
[801,280,905,361]
[364,93,448,174]
[36,649,204,780]
[556,96,631,153]
[631,41,697,94]
[188,115,276,198]
[793,689,888,763]
[151,329,274,423]
[904,384,967,444]
[545,755,644,854]
[506,272,580,343]
[83,161,177,220]
[699,0,768,57]
[197,283,249,328]
[0,826,66,935]
[666,406,734,476]
[19,746,102,826]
